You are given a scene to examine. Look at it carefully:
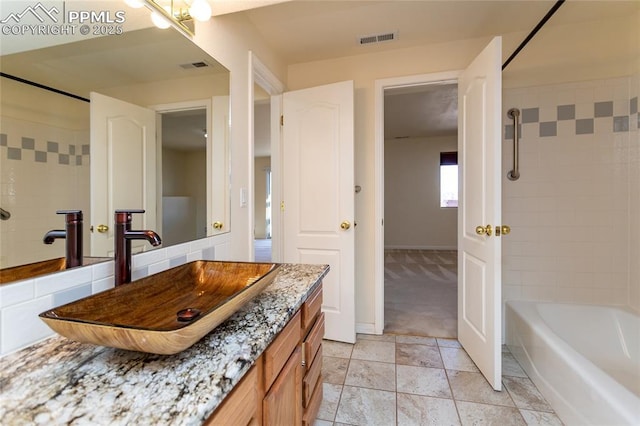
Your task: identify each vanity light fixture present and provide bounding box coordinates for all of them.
[132,0,212,38]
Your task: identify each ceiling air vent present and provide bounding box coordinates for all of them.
[179,61,210,69]
[358,31,398,46]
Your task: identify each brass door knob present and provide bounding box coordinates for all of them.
[212,221,223,230]
[500,225,511,235]
[340,221,351,230]
[96,224,109,233]
[475,224,492,236]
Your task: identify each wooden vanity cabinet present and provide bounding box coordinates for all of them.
[205,284,323,426]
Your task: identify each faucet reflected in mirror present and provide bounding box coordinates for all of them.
[42,210,83,269]
[114,210,162,286]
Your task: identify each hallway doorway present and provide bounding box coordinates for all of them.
[382,81,459,338]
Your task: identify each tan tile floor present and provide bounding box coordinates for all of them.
[316,334,564,426]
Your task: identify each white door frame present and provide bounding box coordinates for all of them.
[249,51,285,261]
[373,71,461,334]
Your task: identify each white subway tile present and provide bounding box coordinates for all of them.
[0,279,35,308]
[92,261,114,281]
[92,277,114,294]
[1,295,55,355]
[148,260,171,275]
[35,267,92,297]
[132,248,166,268]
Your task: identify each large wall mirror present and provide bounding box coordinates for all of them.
[0,26,230,274]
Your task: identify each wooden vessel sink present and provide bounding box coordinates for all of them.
[40,261,280,354]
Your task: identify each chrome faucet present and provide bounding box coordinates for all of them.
[43,210,83,268]
[114,209,161,286]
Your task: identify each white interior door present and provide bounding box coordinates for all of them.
[283,80,355,343]
[90,92,157,257]
[210,96,230,235]
[458,37,503,390]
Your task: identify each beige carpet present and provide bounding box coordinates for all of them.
[384,249,458,338]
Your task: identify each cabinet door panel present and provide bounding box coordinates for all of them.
[263,347,303,426]
[205,364,261,425]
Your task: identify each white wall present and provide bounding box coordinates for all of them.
[193,14,287,260]
[384,136,457,249]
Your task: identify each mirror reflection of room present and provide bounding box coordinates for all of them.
[0,27,230,270]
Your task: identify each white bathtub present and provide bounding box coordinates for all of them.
[506,301,640,426]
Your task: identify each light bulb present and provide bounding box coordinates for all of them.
[189,0,211,22]
[151,6,171,29]
[124,0,145,8]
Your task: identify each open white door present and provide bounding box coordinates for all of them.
[282,80,355,343]
[90,92,157,257]
[458,37,503,390]
[210,96,230,235]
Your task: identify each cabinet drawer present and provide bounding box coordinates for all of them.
[205,363,261,426]
[303,345,322,408]
[264,311,301,391]
[302,378,323,426]
[302,285,322,333]
[303,312,324,369]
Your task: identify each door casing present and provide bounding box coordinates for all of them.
[373,71,462,335]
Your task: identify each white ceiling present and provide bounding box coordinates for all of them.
[242,0,637,65]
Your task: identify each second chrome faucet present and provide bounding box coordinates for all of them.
[114,209,161,286]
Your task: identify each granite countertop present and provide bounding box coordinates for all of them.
[0,263,329,425]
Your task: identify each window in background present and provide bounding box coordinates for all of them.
[440,151,458,208]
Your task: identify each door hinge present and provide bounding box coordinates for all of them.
[280,201,285,211]
[280,115,284,126]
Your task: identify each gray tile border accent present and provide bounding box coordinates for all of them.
[594,101,613,117]
[82,144,90,155]
[47,141,59,153]
[557,104,575,120]
[521,108,539,123]
[21,137,35,150]
[58,154,69,165]
[0,134,7,146]
[7,147,21,160]
[505,125,514,140]
[539,122,557,137]
[35,151,47,162]
[76,155,83,165]
[630,97,637,115]
[576,118,594,135]
[613,116,629,133]
[69,145,76,155]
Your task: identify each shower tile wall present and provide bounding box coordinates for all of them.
[0,116,90,268]
[502,76,639,311]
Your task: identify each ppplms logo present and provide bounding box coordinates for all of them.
[1,2,126,36]
[0,2,60,24]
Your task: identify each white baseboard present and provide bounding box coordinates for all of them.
[356,323,379,335]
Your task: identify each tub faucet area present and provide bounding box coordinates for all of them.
[43,210,83,268]
[114,209,161,286]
